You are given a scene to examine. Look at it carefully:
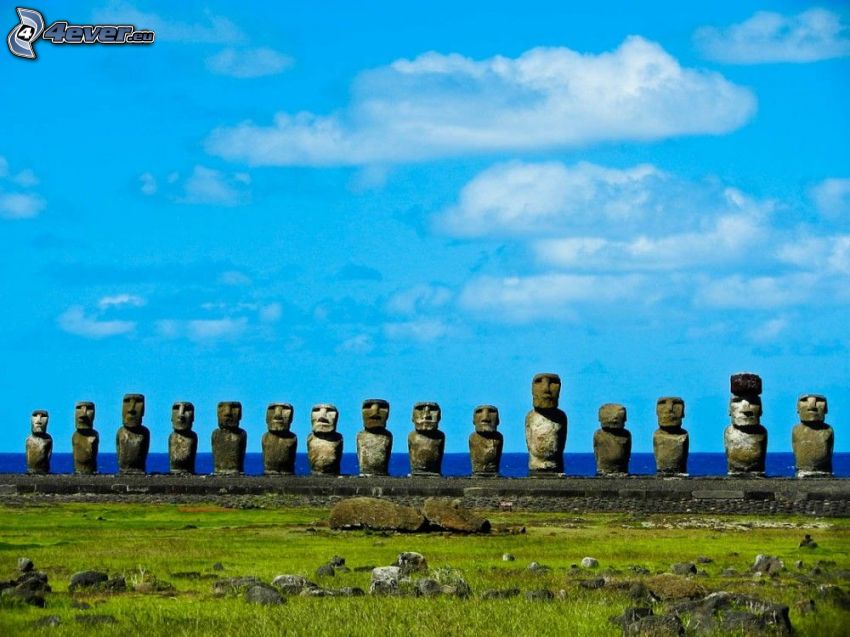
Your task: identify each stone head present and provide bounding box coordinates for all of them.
[599,403,627,429]
[797,394,827,424]
[217,401,243,430]
[74,401,95,430]
[122,394,145,428]
[30,410,49,435]
[729,395,762,427]
[311,404,338,434]
[532,373,561,409]
[171,401,195,432]
[361,399,389,430]
[656,397,685,428]
[266,403,294,432]
[730,372,762,396]
[412,402,441,432]
[473,405,499,433]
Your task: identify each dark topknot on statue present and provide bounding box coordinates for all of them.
[730,372,762,397]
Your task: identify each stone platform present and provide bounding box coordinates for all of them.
[2,474,849,516]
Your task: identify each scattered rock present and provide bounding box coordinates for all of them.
[645,574,706,601]
[581,557,599,569]
[329,497,428,532]
[32,615,61,628]
[329,555,346,567]
[720,568,737,577]
[69,571,108,592]
[502,553,516,562]
[335,587,365,597]
[212,576,263,596]
[212,562,224,571]
[271,575,315,595]
[70,601,91,610]
[625,615,684,637]
[579,578,605,590]
[527,562,550,574]
[628,582,656,603]
[315,564,335,577]
[2,588,45,607]
[696,556,713,564]
[752,555,784,575]
[525,589,554,601]
[481,588,520,599]
[370,566,402,595]
[171,571,201,580]
[415,578,442,597]
[670,563,697,577]
[244,584,284,605]
[75,615,117,625]
[422,498,490,533]
[432,568,471,597]
[629,566,650,575]
[17,557,34,573]
[799,534,818,549]
[610,607,653,628]
[102,576,127,593]
[397,552,427,574]
[670,591,792,636]
[300,588,329,597]
[794,560,804,570]
[795,599,816,615]
[15,571,50,594]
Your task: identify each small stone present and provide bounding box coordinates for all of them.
[300,588,328,597]
[502,553,516,562]
[336,587,365,597]
[794,560,804,570]
[696,556,713,564]
[671,563,697,576]
[17,557,34,573]
[525,589,554,601]
[212,562,224,571]
[527,562,550,574]
[720,568,737,577]
[416,578,442,597]
[316,564,335,577]
[752,555,784,575]
[171,571,202,580]
[579,577,605,590]
[630,566,651,575]
[371,566,402,585]
[212,576,263,596]
[795,599,816,615]
[244,585,284,605]
[799,534,818,549]
[329,555,346,567]
[74,615,117,625]
[397,552,427,574]
[481,588,520,599]
[70,601,91,609]
[610,607,653,628]
[69,570,109,592]
[629,582,653,602]
[32,615,61,628]
[625,615,684,637]
[581,557,599,568]
[15,571,50,593]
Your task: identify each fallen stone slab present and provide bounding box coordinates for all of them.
[328,497,427,532]
[422,498,490,533]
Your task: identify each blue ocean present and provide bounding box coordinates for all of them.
[1,452,849,477]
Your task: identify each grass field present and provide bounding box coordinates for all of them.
[1,502,849,636]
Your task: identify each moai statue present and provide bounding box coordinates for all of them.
[307,404,343,475]
[116,393,150,474]
[262,403,297,475]
[72,401,98,474]
[408,402,445,477]
[792,394,834,478]
[654,397,689,476]
[212,401,247,474]
[169,401,197,474]
[525,373,568,476]
[469,405,503,478]
[593,403,631,476]
[724,373,768,476]
[356,399,392,476]
[25,410,52,474]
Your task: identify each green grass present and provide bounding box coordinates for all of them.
[1,503,849,636]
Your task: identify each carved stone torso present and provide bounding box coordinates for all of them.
[72,430,99,474]
[593,428,631,475]
[26,434,52,474]
[169,431,198,474]
[724,424,768,475]
[653,427,689,476]
[262,431,298,475]
[469,431,503,477]
[307,432,343,475]
[525,408,567,474]
[116,425,150,474]
[212,428,247,474]
[356,429,392,476]
[792,423,834,477]
[408,430,445,476]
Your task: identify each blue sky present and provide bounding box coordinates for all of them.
[2,1,849,455]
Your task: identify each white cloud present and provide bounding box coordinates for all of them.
[387,284,453,315]
[812,178,850,217]
[139,172,157,195]
[337,334,374,354]
[13,169,38,187]
[97,294,146,310]
[0,157,7,177]
[749,317,789,343]
[206,36,755,166]
[206,47,293,78]
[178,165,250,206]
[258,303,282,323]
[218,270,252,286]
[91,2,244,44]
[156,317,248,343]
[695,273,821,309]
[777,235,850,275]
[384,319,455,342]
[0,192,45,219]
[458,273,648,321]
[58,306,136,338]
[695,8,850,64]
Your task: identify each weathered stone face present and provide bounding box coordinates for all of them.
[654,427,689,475]
[122,394,145,428]
[729,396,762,427]
[598,403,627,429]
[412,402,441,432]
[725,424,767,475]
[171,402,195,432]
[473,405,499,433]
[362,399,389,430]
[797,394,827,424]
[26,410,52,474]
[117,395,150,474]
[266,403,293,433]
[593,427,631,475]
[656,397,685,428]
[74,401,95,430]
[217,401,242,430]
[311,404,338,434]
[531,373,561,409]
[793,421,834,477]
